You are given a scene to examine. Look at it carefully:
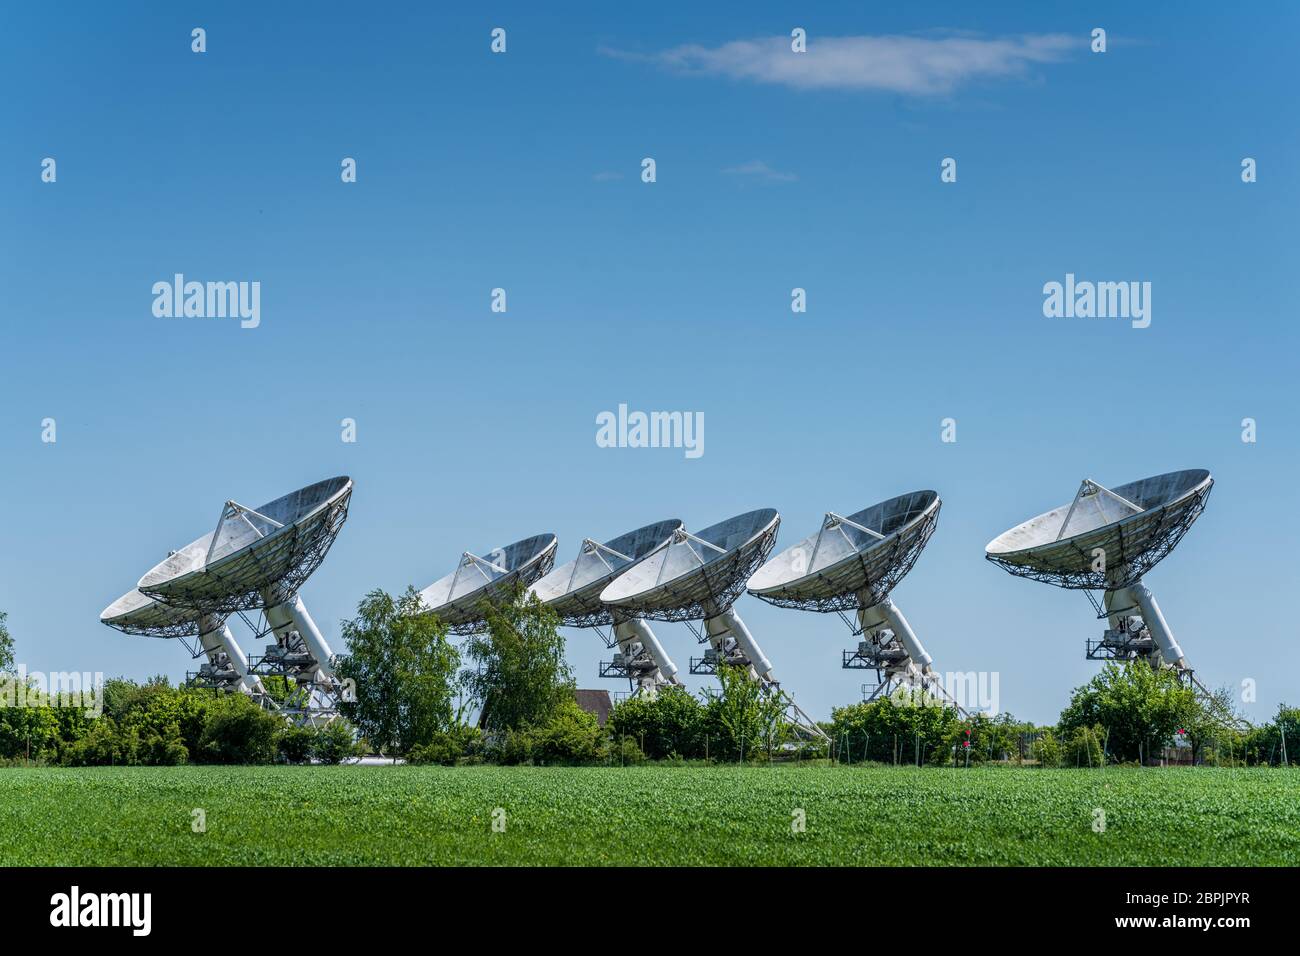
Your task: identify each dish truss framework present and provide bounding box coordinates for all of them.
[531,524,684,698]
[602,513,829,743]
[748,495,965,715]
[987,472,1242,728]
[137,481,354,725]
[100,590,272,703]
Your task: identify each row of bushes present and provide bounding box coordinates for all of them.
[0,676,361,766]
[407,701,646,766]
[823,663,1297,768]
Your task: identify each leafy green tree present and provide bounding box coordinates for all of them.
[0,697,62,761]
[1057,662,1198,764]
[1065,724,1105,768]
[1179,686,1246,764]
[61,717,130,766]
[0,611,14,674]
[702,664,789,761]
[462,584,572,733]
[277,725,316,764]
[1243,703,1300,766]
[336,587,461,756]
[829,695,961,765]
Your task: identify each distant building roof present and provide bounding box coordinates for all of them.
[574,688,613,727]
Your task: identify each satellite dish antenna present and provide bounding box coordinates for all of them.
[530,519,683,696]
[136,477,353,718]
[419,533,558,634]
[986,469,1220,703]
[747,491,963,713]
[100,589,269,699]
[600,508,827,741]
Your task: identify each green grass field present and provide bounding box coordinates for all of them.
[1,764,1296,866]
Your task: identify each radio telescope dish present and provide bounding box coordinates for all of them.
[532,519,682,628]
[132,477,355,719]
[102,588,215,641]
[530,519,682,696]
[138,477,353,615]
[599,509,779,623]
[747,492,963,714]
[985,469,1230,723]
[748,491,939,612]
[985,469,1211,591]
[601,508,826,742]
[420,533,558,635]
[100,589,267,698]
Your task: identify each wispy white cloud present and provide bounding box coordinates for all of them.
[600,32,1079,96]
[722,160,797,183]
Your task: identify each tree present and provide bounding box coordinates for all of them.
[1244,703,1300,766]
[1180,687,1245,765]
[1057,662,1198,764]
[828,695,961,765]
[703,664,790,761]
[0,611,14,674]
[1065,724,1105,768]
[336,587,461,757]
[312,721,362,764]
[462,584,572,733]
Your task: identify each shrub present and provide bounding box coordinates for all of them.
[829,696,961,766]
[406,725,480,765]
[312,721,361,764]
[197,696,280,764]
[138,727,189,766]
[531,700,602,765]
[277,726,316,764]
[497,727,533,766]
[607,687,705,759]
[608,735,646,765]
[61,718,128,767]
[1065,724,1105,768]
[1033,730,1062,768]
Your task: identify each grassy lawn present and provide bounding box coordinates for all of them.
[0,764,1296,866]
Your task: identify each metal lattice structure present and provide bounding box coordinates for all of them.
[100,589,213,640]
[531,519,682,628]
[750,496,940,613]
[603,515,780,623]
[445,555,557,637]
[420,534,559,636]
[985,471,1212,591]
[139,478,353,615]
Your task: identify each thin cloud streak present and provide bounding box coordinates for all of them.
[722,160,797,183]
[601,32,1079,95]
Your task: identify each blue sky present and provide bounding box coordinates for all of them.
[1,2,1295,724]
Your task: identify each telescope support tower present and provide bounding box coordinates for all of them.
[843,594,965,714]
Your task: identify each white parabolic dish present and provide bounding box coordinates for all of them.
[599,508,780,622]
[100,588,213,639]
[985,468,1213,589]
[530,519,682,627]
[420,532,558,634]
[137,476,353,614]
[747,491,940,612]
